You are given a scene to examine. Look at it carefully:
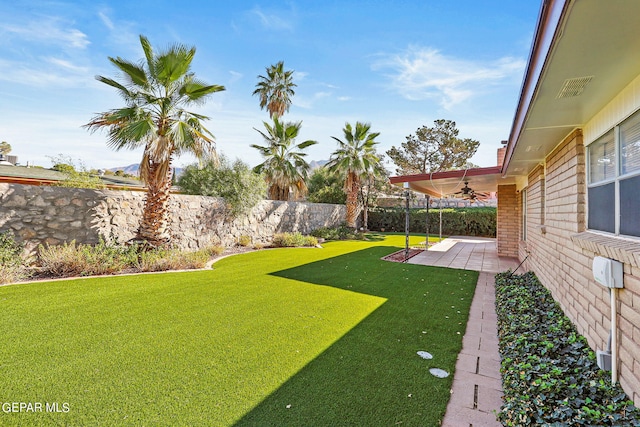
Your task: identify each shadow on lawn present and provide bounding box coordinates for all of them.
[233,246,478,427]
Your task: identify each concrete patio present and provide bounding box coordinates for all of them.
[407,237,519,427]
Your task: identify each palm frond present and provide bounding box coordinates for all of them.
[139,35,155,78]
[155,45,195,85]
[94,76,133,98]
[180,82,226,102]
[108,57,148,88]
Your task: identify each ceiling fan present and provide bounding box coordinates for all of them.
[453,181,490,201]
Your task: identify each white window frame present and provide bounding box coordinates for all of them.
[587,109,640,239]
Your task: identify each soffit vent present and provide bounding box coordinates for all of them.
[556,76,593,99]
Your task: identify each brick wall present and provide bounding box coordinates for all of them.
[520,129,640,402]
[497,184,518,257]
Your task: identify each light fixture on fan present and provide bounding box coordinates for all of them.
[458,182,476,200]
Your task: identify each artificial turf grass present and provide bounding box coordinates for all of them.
[0,234,477,426]
[235,244,477,426]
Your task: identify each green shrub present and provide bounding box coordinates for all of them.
[306,167,347,204]
[495,271,640,426]
[0,230,28,284]
[272,232,318,247]
[178,155,266,217]
[368,207,496,236]
[310,224,366,241]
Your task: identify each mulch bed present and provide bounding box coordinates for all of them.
[382,248,424,263]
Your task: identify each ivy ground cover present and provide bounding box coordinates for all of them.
[495,271,640,426]
[0,234,477,426]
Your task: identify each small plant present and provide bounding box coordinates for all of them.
[272,232,318,248]
[203,245,225,257]
[495,271,640,426]
[237,235,252,247]
[0,230,28,284]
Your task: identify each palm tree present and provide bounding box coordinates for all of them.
[252,117,317,201]
[253,61,296,119]
[85,35,225,247]
[327,122,381,229]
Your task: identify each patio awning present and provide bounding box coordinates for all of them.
[390,166,514,198]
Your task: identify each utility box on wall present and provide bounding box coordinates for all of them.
[592,256,624,289]
[592,256,624,374]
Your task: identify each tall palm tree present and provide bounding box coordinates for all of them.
[85,35,224,247]
[253,61,296,119]
[252,117,317,201]
[327,122,381,229]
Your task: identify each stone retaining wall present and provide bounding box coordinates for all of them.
[0,183,346,252]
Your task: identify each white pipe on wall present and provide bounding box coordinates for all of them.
[611,288,618,384]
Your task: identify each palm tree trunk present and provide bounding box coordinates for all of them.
[363,203,369,231]
[137,161,172,247]
[345,172,361,229]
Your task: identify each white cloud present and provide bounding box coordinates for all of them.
[2,17,89,49]
[228,70,243,84]
[45,57,89,73]
[0,58,91,88]
[293,71,308,81]
[293,91,333,109]
[93,9,138,53]
[249,6,294,31]
[373,46,526,109]
[98,10,114,30]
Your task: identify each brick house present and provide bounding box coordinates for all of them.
[391,0,640,401]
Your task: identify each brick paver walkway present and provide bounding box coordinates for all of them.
[407,237,519,427]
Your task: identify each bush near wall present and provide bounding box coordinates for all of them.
[367,207,496,237]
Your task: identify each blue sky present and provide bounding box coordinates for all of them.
[0,0,540,172]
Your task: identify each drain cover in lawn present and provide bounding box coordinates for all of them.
[417,351,433,360]
[429,368,449,378]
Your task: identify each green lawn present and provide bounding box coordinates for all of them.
[0,234,478,426]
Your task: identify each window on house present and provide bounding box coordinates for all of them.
[587,109,640,238]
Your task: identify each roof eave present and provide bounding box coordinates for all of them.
[502,0,571,176]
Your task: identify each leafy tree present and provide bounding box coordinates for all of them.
[253,61,296,119]
[386,119,480,175]
[307,167,347,204]
[358,157,389,231]
[85,35,224,247]
[327,122,381,229]
[252,117,317,201]
[0,141,11,155]
[178,155,266,217]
